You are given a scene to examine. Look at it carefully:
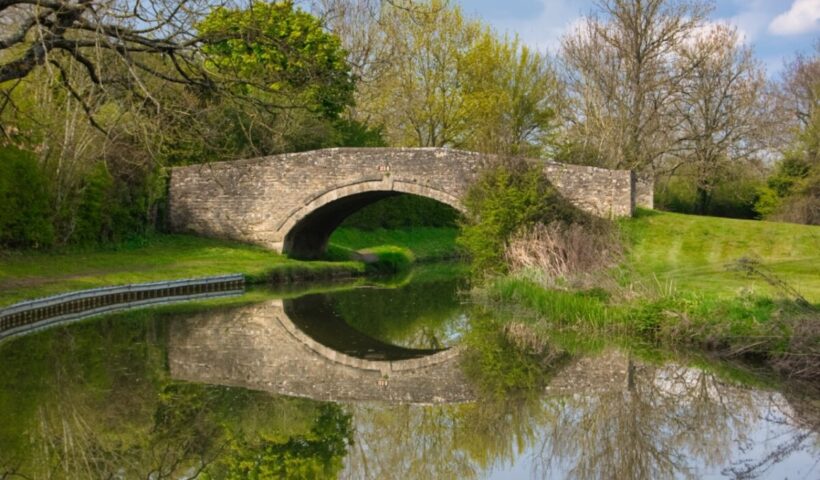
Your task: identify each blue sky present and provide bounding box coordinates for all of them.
[455,0,820,76]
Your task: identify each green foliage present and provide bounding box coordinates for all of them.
[457,159,586,275]
[0,147,54,248]
[363,246,415,274]
[656,173,763,219]
[332,119,386,147]
[461,314,564,399]
[341,195,460,230]
[217,404,352,480]
[70,164,164,245]
[756,154,819,223]
[199,0,354,119]
[359,0,559,154]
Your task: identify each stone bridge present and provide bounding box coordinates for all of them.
[167,298,631,405]
[169,148,651,258]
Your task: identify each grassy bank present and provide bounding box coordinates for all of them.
[622,210,820,301]
[477,211,820,382]
[0,227,459,307]
[328,226,459,262]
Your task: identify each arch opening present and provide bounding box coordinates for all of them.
[283,190,400,259]
[281,185,463,259]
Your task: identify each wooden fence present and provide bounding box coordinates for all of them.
[0,274,245,341]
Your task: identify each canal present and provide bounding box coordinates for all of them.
[0,263,817,479]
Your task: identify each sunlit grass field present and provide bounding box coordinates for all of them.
[0,227,458,307]
[621,210,820,302]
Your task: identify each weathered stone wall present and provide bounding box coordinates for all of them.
[169,147,640,252]
[634,173,655,209]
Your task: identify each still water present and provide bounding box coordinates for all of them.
[0,264,817,479]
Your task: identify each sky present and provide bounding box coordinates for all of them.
[454,0,820,77]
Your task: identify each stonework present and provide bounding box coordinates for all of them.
[168,299,475,405]
[634,173,655,209]
[167,300,630,404]
[169,147,645,256]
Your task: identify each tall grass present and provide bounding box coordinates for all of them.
[504,221,622,288]
[480,274,818,381]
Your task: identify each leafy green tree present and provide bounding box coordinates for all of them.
[462,32,559,156]
[199,0,354,119]
[325,0,559,155]
[756,50,820,224]
[0,147,54,248]
[215,404,352,480]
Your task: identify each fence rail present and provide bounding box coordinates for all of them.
[0,274,245,341]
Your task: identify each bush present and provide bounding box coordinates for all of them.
[361,246,415,273]
[457,159,589,276]
[504,221,621,287]
[71,163,165,245]
[656,174,762,219]
[0,147,54,248]
[461,315,565,399]
[757,155,820,225]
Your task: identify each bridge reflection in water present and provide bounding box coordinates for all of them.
[168,297,631,405]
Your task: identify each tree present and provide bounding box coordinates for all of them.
[0,0,360,246]
[462,33,560,156]
[198,0,354,119]
[0,0,213,126]
[756,46,820,224]
[318,0,560,155]
[560,0,712,170]
[671,25,769,213]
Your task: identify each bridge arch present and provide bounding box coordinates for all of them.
[169,148,641,253]
[278,178,463,259]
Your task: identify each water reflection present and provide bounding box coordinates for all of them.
[0,266,817,479]
[169,298,473,404]
[343,363,820,480]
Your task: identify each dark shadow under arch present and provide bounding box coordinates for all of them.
[281,183,462,259]
[283,190,401,258]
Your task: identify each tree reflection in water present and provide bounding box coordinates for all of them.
[342,361,819,480]
[1,279,818,479]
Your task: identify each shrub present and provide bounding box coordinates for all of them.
[656,173,762,219]
[362,246,415,273]
[0,147,54,248]
[504,221,621,287]
[461,315,566,399]
[71,163,165,245]
[457,158,589,276]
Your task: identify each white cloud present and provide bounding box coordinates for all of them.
[477,0,594,52]
[768,0,820,35]
[687,20,750,46]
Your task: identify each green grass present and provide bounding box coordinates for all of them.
[475,211,820,382]
[0,234,366,307]
[0,227,460,307]
[621,210,820,302]
[328,226,459,262]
